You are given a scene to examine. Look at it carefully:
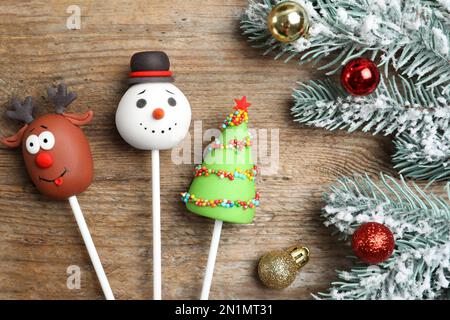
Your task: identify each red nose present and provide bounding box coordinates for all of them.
[152,108,165,120]
[35,152,53,169]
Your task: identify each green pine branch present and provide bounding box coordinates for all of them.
[242,0,450,182]
[426,1,450,27]
[316,173,450,300]
[291,77,450,182]
[393,132,450,182]
[241,0,450,90]
[292,77,449,135]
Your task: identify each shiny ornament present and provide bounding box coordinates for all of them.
[258,246,309,289]
[267,1,310,43]
[352,222,395,264]
[341,58,380,96]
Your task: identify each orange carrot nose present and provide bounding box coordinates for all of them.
[35,152,53,169]
[152,108,165,120]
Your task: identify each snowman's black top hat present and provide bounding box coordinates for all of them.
[129,51,174,84]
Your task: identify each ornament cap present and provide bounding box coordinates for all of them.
[257,245,310,289]
[288,246,310,269]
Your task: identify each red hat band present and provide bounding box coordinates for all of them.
[130,70,173,78]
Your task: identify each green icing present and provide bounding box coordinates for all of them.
[184,116,257,224]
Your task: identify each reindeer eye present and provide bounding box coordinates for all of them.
[25,135,40,154]
[168,97,176,107]
[39,131,55,150]
[136,99,147,108]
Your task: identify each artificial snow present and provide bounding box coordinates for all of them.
[432,27,449,56]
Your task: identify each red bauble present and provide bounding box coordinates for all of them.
[341,58,380,96]
[351,222,394,264]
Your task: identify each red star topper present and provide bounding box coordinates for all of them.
[234,96,251,111]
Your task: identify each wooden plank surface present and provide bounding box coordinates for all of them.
[0,0,446,300]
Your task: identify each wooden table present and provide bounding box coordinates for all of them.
[0,0,446,300]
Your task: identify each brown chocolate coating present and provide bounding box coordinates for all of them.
[21,114,93,200]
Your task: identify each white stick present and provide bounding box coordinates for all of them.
[68,196,115,300]
[200,219,223,300]
[151,149,162,300]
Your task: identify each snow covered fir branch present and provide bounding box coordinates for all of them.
[292,78,449,136]
[241,0,450,89]
[241,0,450,182]
[292,78,450,181]
[316,173,450,300]
[240,0,450,300]
[393,130,450,181]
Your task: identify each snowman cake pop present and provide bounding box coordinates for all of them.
[116,51,191,150]
[115,51,192,300]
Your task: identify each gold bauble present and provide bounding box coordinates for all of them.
[258,246,310,289]
[267,1,310,43]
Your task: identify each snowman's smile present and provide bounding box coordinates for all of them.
[139,121,178,134]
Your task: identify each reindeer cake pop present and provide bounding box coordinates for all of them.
[2,85,93,200]
[2,84,114,300]
[115,51,192,299]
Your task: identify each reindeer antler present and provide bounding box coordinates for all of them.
[6,96,35,124]
[47,83,77,114]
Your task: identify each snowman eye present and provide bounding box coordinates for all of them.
[168,97,176,107]
[136,99,147,108]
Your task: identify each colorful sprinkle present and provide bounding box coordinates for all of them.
[221,97,251,130]
[209,137,252,152]
[180,192,260,210]
[193,165,257,181]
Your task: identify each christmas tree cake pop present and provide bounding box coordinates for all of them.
[182,96,259,223]
[181,97,260,299]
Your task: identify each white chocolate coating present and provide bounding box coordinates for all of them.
[115,82,191,150]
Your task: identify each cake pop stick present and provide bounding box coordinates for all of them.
[151,149,162,299]
[182,97,260,300]
[1,84,114,300]
[115,51,192,299]
[201,219,222,300]
[69,196,114,300]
